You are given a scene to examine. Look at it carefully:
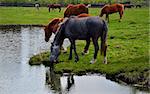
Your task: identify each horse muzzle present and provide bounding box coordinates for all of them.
[45,38,49,42]
[50,56,58,63]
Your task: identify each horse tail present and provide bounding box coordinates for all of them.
[101,19,108,55]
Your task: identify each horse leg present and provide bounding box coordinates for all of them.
[101,32,108,64]
[68,43,73,60]
[49,8,50,12]
[90,38,99,64]
[101,41,107,64]
[82,38,90,55]
[106,14,109,23]
[104,42,107,64]
[119,11,123,22]
[72,40,79,62]
[59,8,61,12]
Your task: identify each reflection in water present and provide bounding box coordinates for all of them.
[0,26,149,94]
[45,67,149,94]
[21,27,30,63]
[46,67,75,94]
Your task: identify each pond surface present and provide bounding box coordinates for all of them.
[0,26,148,94]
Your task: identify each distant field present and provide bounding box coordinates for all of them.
[0,7,149,25]
[0,7,91,24]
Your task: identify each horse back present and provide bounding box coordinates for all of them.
[101,4,124,14]
[64,16,105,39]
[64,4,88,17]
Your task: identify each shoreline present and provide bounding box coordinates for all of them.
[29,51,150,91]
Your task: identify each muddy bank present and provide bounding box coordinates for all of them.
[29,52,150,91]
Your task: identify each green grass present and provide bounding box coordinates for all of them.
[0,7,64,24]
[1,7,149,88]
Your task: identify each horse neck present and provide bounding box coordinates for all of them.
[53,31,64,46]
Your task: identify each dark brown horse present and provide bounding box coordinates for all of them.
[48,4,61,12]
[100,4,124,22]
[64,4,89,17]
[50,16,108,64]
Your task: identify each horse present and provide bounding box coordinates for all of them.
[48,4,61,12]
[44,13,90,42]
[44,13,90,54]
[64,4,89,17]
[100,4,124,22]
[50,16,108,64]
[35,3,40,10]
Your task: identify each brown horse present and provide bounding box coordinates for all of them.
[100,4,124,22]
[48,4,61,12]
[64,4,89,17]
[44,18,63,42]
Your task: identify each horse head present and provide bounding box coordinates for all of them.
[44,18,64,42]
[50,43,60,63]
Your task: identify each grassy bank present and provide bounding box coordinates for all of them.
[1,7,149,89]
[29,8,149,89]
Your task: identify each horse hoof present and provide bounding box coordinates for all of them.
[90,59,96,64]
[103,60,107,64]
[68,57,72,60]
[74,58,79,62]
[75,60,78,62]
[81,51,89,55]
[75,57,79,62]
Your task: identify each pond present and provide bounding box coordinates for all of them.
[0,26,148,94]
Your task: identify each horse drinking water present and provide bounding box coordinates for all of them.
[50,16,108,64]
[100,4,124,22]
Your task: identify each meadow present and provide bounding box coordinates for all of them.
[0,7,149,88]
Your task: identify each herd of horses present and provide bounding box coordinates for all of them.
[44,3,125,65]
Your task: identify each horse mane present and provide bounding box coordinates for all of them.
[47,18,63,29]
[58,17,69,27]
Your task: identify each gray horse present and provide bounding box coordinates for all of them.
[50,16,108,64]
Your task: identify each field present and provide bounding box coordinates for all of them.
[0,7,149,89]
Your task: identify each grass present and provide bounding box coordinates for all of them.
[0,7,149,88]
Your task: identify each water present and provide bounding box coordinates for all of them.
[0,26,148,94]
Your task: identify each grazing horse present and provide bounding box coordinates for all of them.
[35,3,40,10]
[50,16,108,64]
[100,4,124,22]
[44,18,63,42]
[44,13,90,42]
[44,13,90,53]
[48,4,61,12]
[64,4,89,17]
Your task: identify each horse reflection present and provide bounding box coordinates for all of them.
[46,68,75,94]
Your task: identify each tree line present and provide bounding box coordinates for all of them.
[0,0,146,5]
